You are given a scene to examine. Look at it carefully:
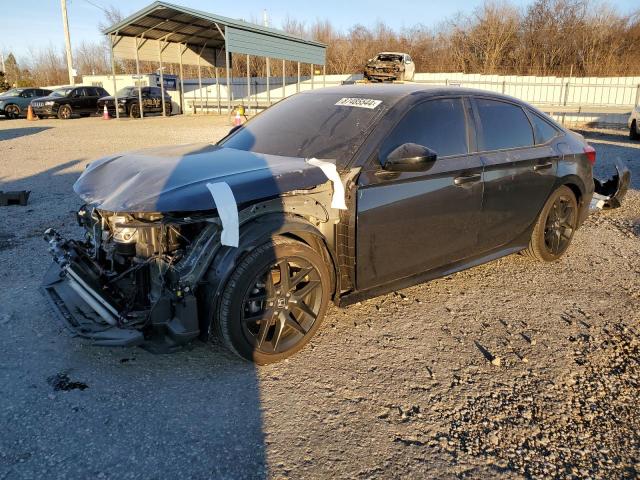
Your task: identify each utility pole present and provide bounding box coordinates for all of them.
[60,0,75,85]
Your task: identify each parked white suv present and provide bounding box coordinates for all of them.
[630,106,640,140]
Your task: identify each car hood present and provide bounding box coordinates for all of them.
[33,95,65,102]
[73,143,330,213]
[0,94,18,100]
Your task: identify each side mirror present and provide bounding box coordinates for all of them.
[381,143,437,172]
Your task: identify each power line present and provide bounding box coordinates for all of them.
[81,0,109,14]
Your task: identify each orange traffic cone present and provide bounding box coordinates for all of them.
[27,105,38,121]
[102,104,111,120]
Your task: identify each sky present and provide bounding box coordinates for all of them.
[1,0,637,61]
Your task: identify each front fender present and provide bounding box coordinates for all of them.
[198,213,337,338]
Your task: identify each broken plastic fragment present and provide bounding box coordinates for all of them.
[590,159,631,211]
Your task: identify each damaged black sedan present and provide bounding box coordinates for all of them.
[42,85,627,364]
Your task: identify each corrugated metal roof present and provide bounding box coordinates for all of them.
[104,1,326,64]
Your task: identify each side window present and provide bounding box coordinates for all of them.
[381,98,468,159]
[529,111,559,144]
[475,98,534,151]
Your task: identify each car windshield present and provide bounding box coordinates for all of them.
[1,88,22,96]
[376,54,403,62]
[219,93,387,166]
[116,87,137,97]
[51,88,73,97]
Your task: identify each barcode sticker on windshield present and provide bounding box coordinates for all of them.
[335,98,382,109]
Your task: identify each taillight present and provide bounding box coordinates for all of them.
[584,145,596,165]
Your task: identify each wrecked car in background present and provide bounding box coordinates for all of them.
[364,52,415,82]
[629,105,640,140]
[42,85,628,364]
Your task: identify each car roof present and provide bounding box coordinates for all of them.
[299,84,531,108]
[377,52,407,56]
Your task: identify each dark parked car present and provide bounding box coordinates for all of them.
[44,85,616,364]
[97,86,172,118]
[0,87,52,118]
[31,86,109,119]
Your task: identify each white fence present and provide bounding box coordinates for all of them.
[413,73,640,109]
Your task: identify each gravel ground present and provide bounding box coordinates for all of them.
[0,116,638,479]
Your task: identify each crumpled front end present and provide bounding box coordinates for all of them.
[41,206,220,352]
[364,61,405,82]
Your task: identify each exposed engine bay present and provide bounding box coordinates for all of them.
[42,207,218,351]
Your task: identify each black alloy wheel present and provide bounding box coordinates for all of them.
[4,104,20,119]
[164,103,172,116]
[216,237,331,364]
[524,185,578,261]
[241,257,323,354]
[543,193,577,256]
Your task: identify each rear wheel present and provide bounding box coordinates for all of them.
[57,105,72,120]
[524,185,578,262]
[164,103,172,117]
[216,237,331,364]
[4,104,20,119]
[631,120,640,140]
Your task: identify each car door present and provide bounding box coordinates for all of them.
[84,87,100,112]
[18,89,36,109]
[68,87,84,112]
[472,97,559,251]
[356,96,484,290]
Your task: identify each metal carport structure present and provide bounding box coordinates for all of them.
[102,1,327,118]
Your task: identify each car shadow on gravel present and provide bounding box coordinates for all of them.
[0,126,52,141]
[1,157,270,478]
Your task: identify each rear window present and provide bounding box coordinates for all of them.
[476,98,534,151]
[219,93,387,166]
[381,98,468,158]
[529,111,559,144]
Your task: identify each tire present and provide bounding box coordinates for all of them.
[631,120,640,140]
[4,104,20,119]
[129,103,141,118]
[164,103,172,117]
[216,237,331,364]
[57,105,72,120]
[524,185,578,262]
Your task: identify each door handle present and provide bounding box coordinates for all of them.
[533,162,553,172]
[454,173,481,186]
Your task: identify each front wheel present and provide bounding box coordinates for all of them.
[4,104,20,119]
[524,185,578,262]
[57,105,72,120]
[129,103,141,118]
[164,103,172,117]
[216,237,331,364]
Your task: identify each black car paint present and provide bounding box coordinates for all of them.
[43,85,596,350]
[74,143,330,212]
[97,87,171,116]
[31,86,109,118]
